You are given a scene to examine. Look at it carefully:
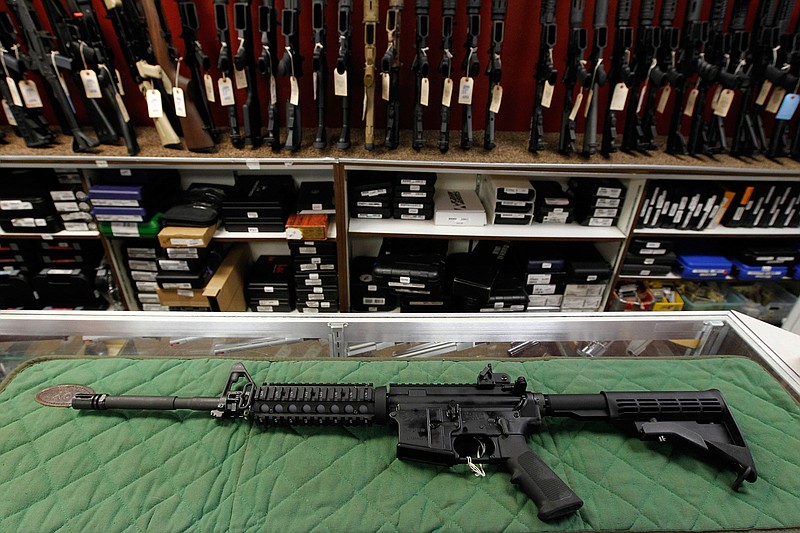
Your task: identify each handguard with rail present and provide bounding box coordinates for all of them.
[70,363,757,522]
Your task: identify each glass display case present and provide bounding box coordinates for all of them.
[1,310,798,398]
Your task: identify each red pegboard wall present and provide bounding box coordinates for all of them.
[2,0,800,139]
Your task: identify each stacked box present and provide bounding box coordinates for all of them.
[732,245,797,281]
[289,240,338,313]
[570,178,626,227]
[124,240,166,311]
[296,181,335,214]
[449,241,525,312]
[675,254,732,280]
[349,256,397,312]
[372,238,447,311]
[514,244,567,311]
[621,238,676,277]
[530,181,574,224]
[222,175,294,233]
[478,176,535,225]
[348,171,395,219]
[246,255,294,312]
[89,171,179,227]
[0,172,63,234]
[0,240,38,309]
[51,170,94,232]
[392,173,437,220]
[433,189,486,226]
[562,246,612,311]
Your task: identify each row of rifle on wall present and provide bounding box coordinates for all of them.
[0,0,799,160]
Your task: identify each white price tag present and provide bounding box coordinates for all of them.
[683,88,699,117]
[609,83,629,111]
[568,91,584,121]
[362,90,367,119]
[637,82,648,114]
[6,77,22,107]
[204,74,215,102]
[713,88,735,118]
[173,87,187,117]
[313,71,318,100]
[442,78,453,107]
[234,67,248,89]
[270,74,277,105]
[457,77,474,105]
[541,80,554,108]
[218,77,235,106]
[756,80,773,106]
[656,85,671,114]
[710,86,722,110]
[489,84,503,114]
[420,77,429,106]
[334,69,348,97]
[766,87,787,114]
[381,72,390,101]
[115,68,125,95]
[2,99,16,126]
[146,89,163,118]
[18,80,43,108]
[115,93,130,122]
[583,89,593,118]
[290,75,300,106]
[80,70,102,99]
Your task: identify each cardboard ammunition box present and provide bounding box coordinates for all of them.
[158,224,217,248]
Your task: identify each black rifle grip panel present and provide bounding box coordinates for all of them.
[501,435,583,521]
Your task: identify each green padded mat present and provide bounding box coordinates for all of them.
[0,356,799,532]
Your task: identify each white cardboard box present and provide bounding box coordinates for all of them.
[433,189,487,226]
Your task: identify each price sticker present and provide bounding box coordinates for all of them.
[80,70,102,99]
[420,77,429,106]
[568,91,584,121]
[683,87,699,117]
[766,87,787,114]
[442,78,453,107]
[173,87,187,117]
[290,75,300,106]
[457,76,474,105]
[776,93,800,121]
[713,88,735,118]
[656,85,671,114]
[609,83,629,111]
[381,72,390,101]
[115,93,130,122]
[542,80,555,108]
[218,77,235,106]
[5,77,22,107]
[2,98,17,125]
[234,67,248,89]
[146,88,163,118]
[756,80,773,106]
[18,80,43,108]
[334,69,348,97]
[270,74,278,105]
[204,74,215,102]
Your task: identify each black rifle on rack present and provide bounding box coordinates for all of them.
[312,0,327,148]
[730,0,783,157]
[412,0,430,151]
[363,0,378,150]
[438,0,456,153]
[600,0,633,155]
[381,0,403,150]
[686,0,727,156]
[483,0,506,151]
[0,12,57,148]
[334,0,352,148]
[460,0,481,150]
[665,0,707,156]
[5,0,99,152]
[176,0,220,145]
[527,0,556,153]
[279,0,303,151]
[62,0,141,154]
[234,0,261,147]
[581,0,608,157]
[765,0,798,158]
[703,0,752,155]
[71,363,759,522]
[257,0,280,148]
[99,0,182,149]
[214,0,243,148]
[558,0,588,155]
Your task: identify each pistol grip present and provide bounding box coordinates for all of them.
[500,435,583,521]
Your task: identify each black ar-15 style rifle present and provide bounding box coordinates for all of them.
[71,363,758,522]
[483,0,506,151]
[257,0,280,148]
[279,0,303,151]
[214,0,243,148]
[528,0,557,153]
[412,0,430,151]
[233,0,261,147]
[335,0,352,149]
[381,0,403,150]
[5,0,99,152]
[600,0,633,155]
[559,0,588,155]
[460,0,481,150]
[581,0,608,157]
[312,0,328,148]
[438,0,457,153]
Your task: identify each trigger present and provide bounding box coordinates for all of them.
[498,417,510,437]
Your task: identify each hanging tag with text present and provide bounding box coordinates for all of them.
[204,74,215,102]
[270,74,278,105]
[458,77,474,105]
[218,77,235,106]
[442,78,453,107]
[568,91,584,121]
[609,83,629,111]
[542,80,555,109]
[656,85,671,114]
[80,70,103,99]
[5,77,22,107]
[290,75,300,106]
[313,71,318,101]
[2,99,17,126]
[766,87,787,114]
[234,68,248,89]
[713,89,735,118]
[173,87,187,117]
[583,89,594,118]
[146,89,163,117]
[420,77,430,106]
[776,93,800,121]
[489,84,503,114]
[756,80,773,106]
[381,72,390,101]
[18,80,43,108]
[334,69,348,97]
[683,88,699,117]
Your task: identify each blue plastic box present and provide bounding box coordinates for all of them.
[676,255,732,280]
[731,260,789,281]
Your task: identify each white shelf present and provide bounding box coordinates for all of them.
[0,230,100,240]
[348,219,626,241]
[634,226,800,238]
